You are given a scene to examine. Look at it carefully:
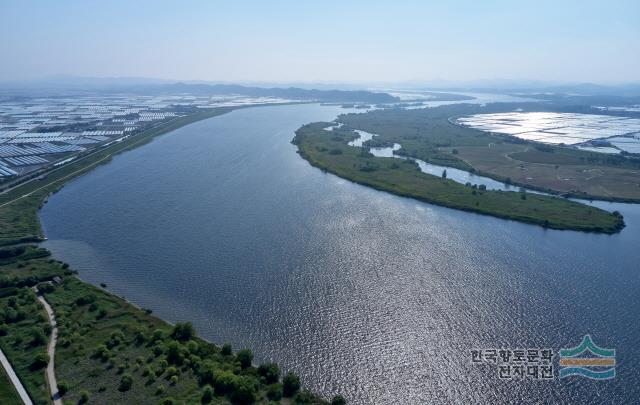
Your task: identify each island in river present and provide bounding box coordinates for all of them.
[292,104,627,233]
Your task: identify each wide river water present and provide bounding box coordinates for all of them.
[41,103,639,404]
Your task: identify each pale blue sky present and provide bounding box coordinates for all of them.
[1,0,638,83]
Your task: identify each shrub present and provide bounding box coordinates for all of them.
[31,352,48,370]
[106,331,125,348]
[57,380,69,396]
[165,341,184,365]
[119,373,133,391]
[93,344,110,360]
[143,365,154,377]
[79,390,90,404]
[236,349,253,369]
[165,366,179,378]
[201,385,214,403]
[213,371,237,395]
[153,345,164,357]
[187,340,199,354]
[257,362,280,384]
[283,372,301,397]
[30,327,46,346]
[152,329,165,342]
[266,383,283,401]
[171,322,195,341]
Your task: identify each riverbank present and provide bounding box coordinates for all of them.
[0,105,339,404]
[339,105,640,203]
[292,122,624,233]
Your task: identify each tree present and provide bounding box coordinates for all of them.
[119,373,133,391]
[257,362,280,384]
[441,169,447,179]
[230,377,256,405]
[236,349,253,369]
[171,322,195,341]
[221,343,232,356]
[283,372,301,397]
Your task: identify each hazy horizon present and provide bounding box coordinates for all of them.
[2,1,639,84]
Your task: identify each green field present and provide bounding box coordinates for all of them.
[292,122,624,233]
[338,104,640,202]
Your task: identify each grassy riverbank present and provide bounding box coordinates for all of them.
[292,122,625,233]
[0,247,335,404]
[339,105,640,202]
[0,106,340,404]
[0,107,238,246]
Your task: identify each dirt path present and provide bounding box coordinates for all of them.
[36,294,63,405]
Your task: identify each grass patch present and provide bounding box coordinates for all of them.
[0,356,24,405]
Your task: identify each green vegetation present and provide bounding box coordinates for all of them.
[0,257,53,405]
[292,122,624,233]
[0,364,23,405]
[0,246,334,404]
[338,104,640,202]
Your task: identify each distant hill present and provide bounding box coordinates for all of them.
[0,77,400,103]
[135,82,400,103]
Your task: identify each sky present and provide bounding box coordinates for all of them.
[1,0,639,84]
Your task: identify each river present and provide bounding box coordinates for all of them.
[40,103,639,404]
